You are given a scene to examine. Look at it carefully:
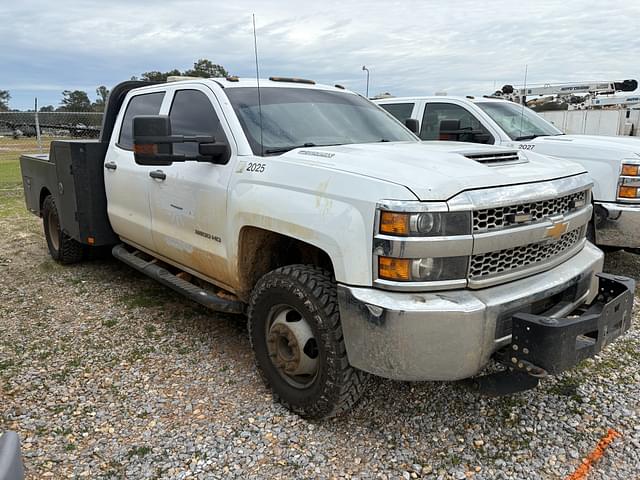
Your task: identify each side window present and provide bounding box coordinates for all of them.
[421,103,493,144]
[169,90,227,157]
[379,103,415,124]
[118,92,165,149]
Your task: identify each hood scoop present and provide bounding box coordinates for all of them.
[463,150,526,166]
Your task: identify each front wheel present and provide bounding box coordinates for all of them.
[248,265,368,419]
[42,195,84,264]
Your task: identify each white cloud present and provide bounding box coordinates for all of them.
[1,0,639,108]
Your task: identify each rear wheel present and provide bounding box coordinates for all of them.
[248,265,368,419]
[42,195,84,264]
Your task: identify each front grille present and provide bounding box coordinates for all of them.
[473,190,587,232]
[464,151,521,166]
[469,227,583,280]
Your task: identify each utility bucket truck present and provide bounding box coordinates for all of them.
[377,92,640,252]
[20,78,634,418]
[492,79,638,110]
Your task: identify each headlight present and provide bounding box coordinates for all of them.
[619,162,640,199]
[378,256,469,282]
[379,210,471,237]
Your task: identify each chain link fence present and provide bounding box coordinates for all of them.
[0,111,103,145]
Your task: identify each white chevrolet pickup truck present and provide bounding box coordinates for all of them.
[376,95,640,252]
[20,78,634,419]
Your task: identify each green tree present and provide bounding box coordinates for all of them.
[93,85,110,111]
[138,59,229,82]
[183,59,228,78]
[39,105,55,112]
[59,90,92,111]
[0,90,10,111]
[140,69,182,82]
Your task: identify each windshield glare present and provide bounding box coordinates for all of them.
[226,87,417,155]
[476,101,562,140]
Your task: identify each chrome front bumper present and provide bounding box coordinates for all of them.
[337,243,604,381]
[594,201,640,249]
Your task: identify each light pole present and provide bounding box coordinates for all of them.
[362,65,370,98]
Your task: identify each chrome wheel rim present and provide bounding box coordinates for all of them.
[266,305,320,389]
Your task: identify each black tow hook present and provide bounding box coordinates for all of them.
[460,369,540,397]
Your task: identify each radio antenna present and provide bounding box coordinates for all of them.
[519,64,528,138]
[252,14,264,156]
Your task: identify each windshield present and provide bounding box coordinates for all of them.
[476,101,563,140]
[225,87,416,155]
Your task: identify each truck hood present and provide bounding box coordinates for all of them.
[531,134,640,159]
[284,141,587,201]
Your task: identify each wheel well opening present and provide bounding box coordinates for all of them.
[39,188,51,215]
[237,227,334,301]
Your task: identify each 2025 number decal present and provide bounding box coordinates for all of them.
[246,162,266,173]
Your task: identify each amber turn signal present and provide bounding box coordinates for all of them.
[134,144,157,155]
[619,185,639,198]
[380,212,410,235]
[378,257,411,281]
[621,164,640,177]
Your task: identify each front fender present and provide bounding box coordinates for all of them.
[227,163,417,286]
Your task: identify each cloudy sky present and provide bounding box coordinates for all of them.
[2,0,639,110]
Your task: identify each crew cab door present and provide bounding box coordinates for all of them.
[417,101,496,144]
[104,91,166,249]
[148,86,236,289]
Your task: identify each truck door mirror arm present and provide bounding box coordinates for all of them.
[132,115,230,165]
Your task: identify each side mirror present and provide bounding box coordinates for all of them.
[199,142,231,165]
[439,119,461,141]
[132,115,220,165]
[133,115,177,166]
[405,118,420,135]
[439,119,461,132]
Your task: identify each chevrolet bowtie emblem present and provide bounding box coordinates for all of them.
[545,222,569,240]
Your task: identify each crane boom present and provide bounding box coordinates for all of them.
[517,80,636,98]
[490,79,638,109]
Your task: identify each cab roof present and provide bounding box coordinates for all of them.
[374,95,508,104]
[164,76,356,94]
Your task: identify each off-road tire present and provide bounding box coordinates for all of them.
[248,265,368,419]
[42,195,84,264]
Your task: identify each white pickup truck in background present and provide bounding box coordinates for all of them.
[375,95,640,252]
[19,78,634,419]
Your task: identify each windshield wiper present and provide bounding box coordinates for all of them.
[264,143,319,154]
[514,134,540,141]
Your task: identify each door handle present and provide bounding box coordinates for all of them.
[149,170,166,180]
[104,161,117,170]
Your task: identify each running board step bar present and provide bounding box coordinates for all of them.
[112,244,245,314]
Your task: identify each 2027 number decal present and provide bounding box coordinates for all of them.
[518,144,535,150]
[246,162,266,173]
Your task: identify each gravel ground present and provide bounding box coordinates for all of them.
[1,201,640,479]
